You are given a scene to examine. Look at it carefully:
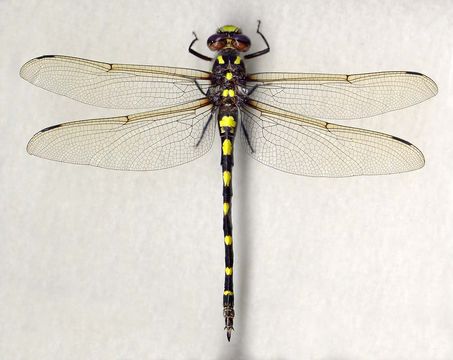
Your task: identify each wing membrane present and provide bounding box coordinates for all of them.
[27,99,214,170]
[247,71,437,120]
[20,55,211,109]
[240,100,424,177]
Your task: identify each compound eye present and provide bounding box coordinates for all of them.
[207,34,227,51]
[231,34,251,52]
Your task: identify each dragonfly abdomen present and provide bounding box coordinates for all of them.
[219,107,237,342]
[210,48,247,341]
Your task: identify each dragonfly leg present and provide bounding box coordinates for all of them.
[240,116,255,153]
[244,20,270,59]
[195,111,214,147]
[246,84,259,96]
[194,79,208,96]
[189,32,213,61]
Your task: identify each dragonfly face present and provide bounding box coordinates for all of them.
[20,21,437,342]
[207,25,251,52]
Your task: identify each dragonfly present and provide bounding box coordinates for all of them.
[20,21,437,341]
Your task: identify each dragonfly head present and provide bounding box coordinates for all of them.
[207,25,251,52]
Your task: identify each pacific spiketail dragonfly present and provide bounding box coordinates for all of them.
[20,21,437,341]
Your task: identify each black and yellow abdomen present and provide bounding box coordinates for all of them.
[208,49,246,341]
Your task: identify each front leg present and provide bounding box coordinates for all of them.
[188,32,213,61]
[244,20,270,60]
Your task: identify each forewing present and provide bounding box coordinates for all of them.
[240,100,425,177]
[27,99,215,170]
[247,71,437,120]
[20,55,211,109]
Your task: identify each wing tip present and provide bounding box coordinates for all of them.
[26,123,62,155]
[405,71,438,97]
[425,75,439,96]
[20,55,58,82]
[26,135,37,156]
[390,135,425,171]
[19,60,33,81]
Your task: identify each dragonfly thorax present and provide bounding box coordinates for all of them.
[208,49,247,108]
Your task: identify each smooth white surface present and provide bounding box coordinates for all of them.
[1,0,452,359]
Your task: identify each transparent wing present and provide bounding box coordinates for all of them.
[240,100,424,177]
[247,71,437,120]
[27,99,215,170]
[20,55,211,109]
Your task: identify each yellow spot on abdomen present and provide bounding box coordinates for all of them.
[224,290,234,296]
[234,56,241,64]
[217,55,225,64]
[224,235,232,245]
[223,171,231,186]
[222,139,233,155]
[225,267,233,275]
[228,89,235,97]
[225,72,233,80]
[223,202,230,215]
[222,89,229,97]
[219,116,236,128]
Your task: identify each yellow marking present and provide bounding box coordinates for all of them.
[221,89,236,98]
[219,25,240,33]
[222,139,233,155]
[225,72,233,80]
[219,116,237,128]
[223,202,230,215]
[223,171,231,186]
[224,235,232,245]
[224,290,234,296]
[234,56,241,64]
[217,55,225,64]
[225,267,233,275]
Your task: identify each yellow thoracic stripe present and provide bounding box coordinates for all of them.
[225,72,233,80]
[224,290,234,296]
[222,89,235,97]
[219,115,236,128]
[224,235,232,245]
[222,139,233,155]
[223,202,230,215]
[225,267,233,275]
[217,55,225,64]
[223,171,231,186]
[234,56,241,64]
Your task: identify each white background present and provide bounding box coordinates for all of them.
[1,0,452,359]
